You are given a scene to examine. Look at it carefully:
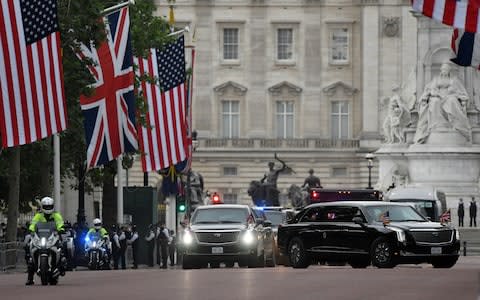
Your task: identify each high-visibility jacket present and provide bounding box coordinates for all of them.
[87,227,109,239]
[29,212,64,232]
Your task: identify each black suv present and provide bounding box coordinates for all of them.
[179,204,275,269]
[277,201,460,268]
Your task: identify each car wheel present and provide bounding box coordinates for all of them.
[210,262,220,268]
[225,261,235,268]
[182,255,192,269]
[431,257,458,268]
[349,260,370,269]
[371,237,395,268]
[288,238,310,268]
[238,259,248,268]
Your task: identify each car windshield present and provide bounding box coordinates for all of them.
[390,199,435,220]
[263,211,285,226]
[191,207,249,225]
[365,205,427,222]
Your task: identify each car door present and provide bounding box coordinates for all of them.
[338,206,371,255]
[296,206,331,253]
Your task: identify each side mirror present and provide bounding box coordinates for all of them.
[352,216,365,225]
[263,220,272,227]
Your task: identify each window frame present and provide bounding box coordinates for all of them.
[218,23,244,66]
[272,23,298,66]
[221,100,240,138]
[275,100,295,138]
[330,100,349,139]
[326,21,354,66]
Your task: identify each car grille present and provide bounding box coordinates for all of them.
[195,231,239,243]
[410,230,453,245]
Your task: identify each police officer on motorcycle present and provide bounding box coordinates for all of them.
[26,197,66,285]
[86,218,111,269]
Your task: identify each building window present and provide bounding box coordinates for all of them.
[331,101,349,139]
[276,101,294,138]
[221,100,240,138]
[330,28,349,64]
[332,167,347,177]
[223,193,238,204]
[223,166,238,176]
[277,28,293,60]
[223,28,239,60]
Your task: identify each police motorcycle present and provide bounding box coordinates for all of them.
[30,222,65,285]
[85,232,109,270]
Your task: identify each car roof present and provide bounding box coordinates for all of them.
[387,186,439,200]
[196,204,250,210]
[252,206,285,211]
[306,201,410,208]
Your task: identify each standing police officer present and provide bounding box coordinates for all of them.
[127,224,139,269]
[145,224,155,267]
[111,225,120,270]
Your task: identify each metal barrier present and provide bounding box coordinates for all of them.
[0,242,18,271]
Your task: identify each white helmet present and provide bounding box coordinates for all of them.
[40,197,54,215]
[93,218,102,229]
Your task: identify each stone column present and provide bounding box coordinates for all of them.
[360,3,380,147]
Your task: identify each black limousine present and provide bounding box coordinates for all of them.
[277,201,460,268]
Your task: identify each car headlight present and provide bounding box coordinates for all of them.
[183,231,194,245]
[456,229,460,241]
[242,230,256,245]
[387,226,406,243]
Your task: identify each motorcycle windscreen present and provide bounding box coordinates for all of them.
[36,221,57,238]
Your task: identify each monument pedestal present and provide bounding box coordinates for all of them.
[377,130,480,204]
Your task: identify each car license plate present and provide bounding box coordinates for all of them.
[212,247,223,254]
[431,247,442,255]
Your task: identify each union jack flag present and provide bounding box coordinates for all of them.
[78,7,138,168]
[440,209,451,224]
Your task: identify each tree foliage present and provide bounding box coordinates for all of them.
[0,0,172,216]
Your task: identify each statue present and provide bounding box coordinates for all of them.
[414,62,471,144]
[188,170,204,209]
[382,93,411,144]
[287,184,309,208]
[302,169,322,189]
[248,153,292,206]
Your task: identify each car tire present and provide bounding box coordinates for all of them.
[266,249,276,268]
[225,261,235,268]
[210,262,220,268]
[288,238,310,268]
[182,255,192,269]
[349,260,370,269]
[431,257,458,268]
[371,237,395,268]
[238,259,248,268]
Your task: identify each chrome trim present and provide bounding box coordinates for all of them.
[193,230,242,245]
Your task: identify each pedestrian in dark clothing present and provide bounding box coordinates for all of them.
[157,224,169,269]
[111,225,121,270]
[127,224,139,269]
[155,224,161,266]
[145,224,155,267]
[458,198,465,227]
[118,226,127,269]
[168,230,176,266]
[470,197,477,227]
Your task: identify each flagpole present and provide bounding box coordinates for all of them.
[117,157,124,225]
[102,0,135,15]
[54,134,61,214]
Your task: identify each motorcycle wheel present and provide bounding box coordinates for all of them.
[39,256,49,286]
[91,252,98,270]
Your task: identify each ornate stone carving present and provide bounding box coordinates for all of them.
[213,81,248,96]
[382,93,411,144]
[268,81,302,96]
[414,62,471,143]
[383,17,400,38]
[322,81,358,96]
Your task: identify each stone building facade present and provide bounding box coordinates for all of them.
[122,0,423,206]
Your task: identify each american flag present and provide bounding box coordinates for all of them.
[0,0,67,148]
[78,7,138,168]
[135,36,188,172]
[451,28,480,68]
[412,0,480,33]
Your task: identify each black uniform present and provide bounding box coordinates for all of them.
[145,225,155,267]
[458,199,465,227]
[168,230,176,266]
[158,226,169,268]
[111,229,120,270]
[118,229,127,269]
[128,226,139,269]
[470,199,477,227]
